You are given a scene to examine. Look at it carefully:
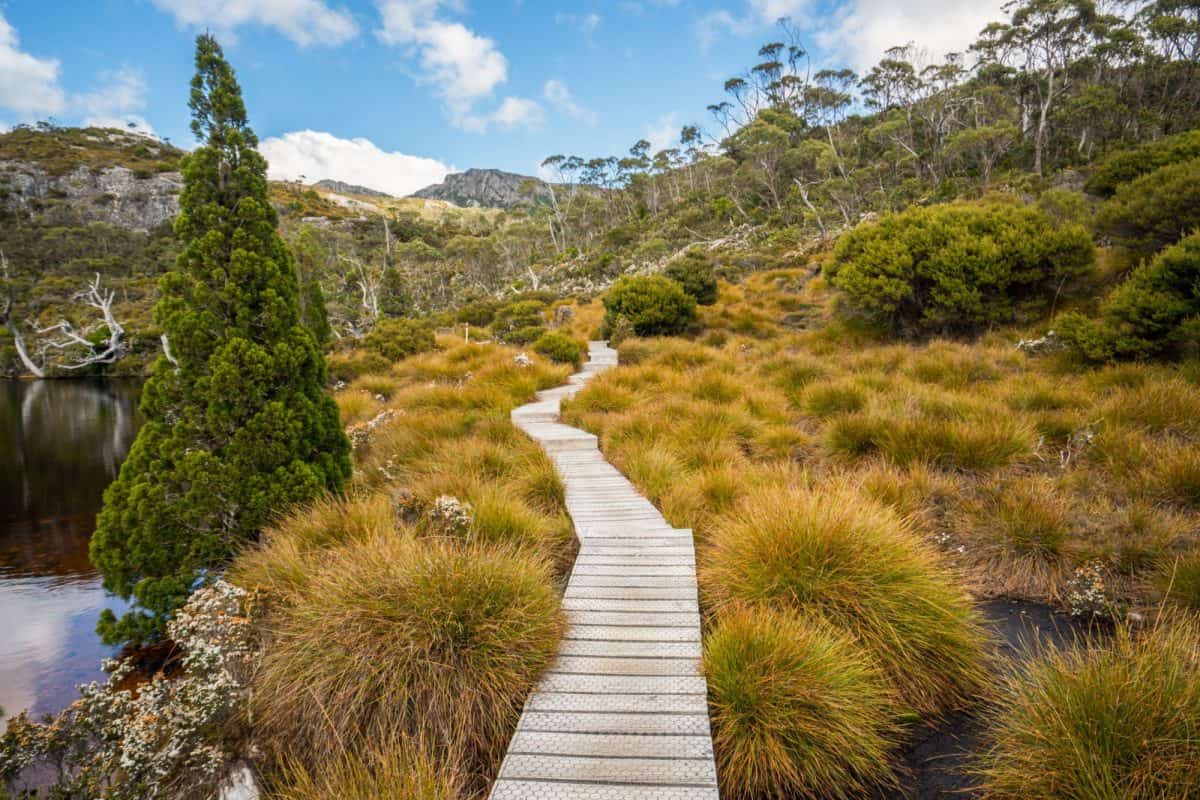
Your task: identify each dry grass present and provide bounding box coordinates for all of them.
[704,606,901,800]
[251,534,563,777]
[272,737,467,800]
[977,620,1200,799]
[700,483,991,718]
[232,339,581,792]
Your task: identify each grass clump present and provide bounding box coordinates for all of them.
[704,607,900,800]
[251,534,564,775]
[978,621,1200,799]
[272,738,466,800]
[701,483,990,717]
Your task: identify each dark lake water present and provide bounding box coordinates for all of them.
[0,379,142,722]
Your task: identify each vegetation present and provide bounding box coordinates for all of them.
[704,607,899,799]
[230,338,575,790]
[827,200,1094,334]
[602,275,697,336]
[665,250,720,305]
[531,330,583,365]
[1059,231,1200,361]
[89,36,351,646]
[978,621,1200,799]
[1095,158,1200,258]
[701,484,989,717]
[364,317,436,361]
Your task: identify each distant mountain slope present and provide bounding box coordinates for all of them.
[411,168,552,208]
[312,179,394,198]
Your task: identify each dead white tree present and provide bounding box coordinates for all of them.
[2,252,129,378]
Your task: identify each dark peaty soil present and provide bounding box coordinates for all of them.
[891,599,1095,799]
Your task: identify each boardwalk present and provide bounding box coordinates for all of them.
[490,342,719,800]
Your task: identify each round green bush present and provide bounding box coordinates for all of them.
[1095,158,1200,259]
[978,621,1200,799]
[532,332,583,366]
[602,275,697,337]
[665,251,719,305]
[1085,129,1200,197]
[491,299,547,344]
[826,200,1094,334]
[1059,231,1200,361]
[364,318,435,362]
[704,606,900,800]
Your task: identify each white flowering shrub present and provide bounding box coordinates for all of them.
[1,579,259,799]
[345,408,400,450]
[429,494,474,534]
[1065,561,1114,619]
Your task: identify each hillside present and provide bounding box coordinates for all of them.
[411,167,552,208]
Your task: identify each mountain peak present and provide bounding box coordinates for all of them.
[410,168,551,209]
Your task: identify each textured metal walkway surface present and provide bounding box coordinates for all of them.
[490,342,719,800]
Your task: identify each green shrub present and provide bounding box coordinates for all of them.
[365,318,436,362]
[531,332,583,366]
[1085,129,1200,196]
[491,299,546,344]
[456,299,499,327]
[602,275,697,337]
[978,621,1200,799]
[700,484,990,717]
[1095,159,1200,258]
[1059,231,1200,361]
[826,200,1094,334]
[704,607,900,800]
[665,250,719,305]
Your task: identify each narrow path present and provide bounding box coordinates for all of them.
[490,341,719,800]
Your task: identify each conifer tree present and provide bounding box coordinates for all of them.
[90,35,351,646]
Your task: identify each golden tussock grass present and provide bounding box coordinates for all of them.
[271,736,467,800]
[704,606,901,800]
[977,620,1200,799]
[251,534,564,777]
[700,483,991,718]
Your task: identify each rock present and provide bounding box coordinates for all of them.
[219,761,260,800]
[1016,330,1066,355]
[412,168,554,209]
[312,178,393,198]
[1050,169,1086,193]
[554,305,575,326]
[0,160,182,231]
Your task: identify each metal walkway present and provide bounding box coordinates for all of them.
[490,341,719,800]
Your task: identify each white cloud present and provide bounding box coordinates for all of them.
[544,79,598,127]
[700,0,1002,68]
[150,0,358,46]
[377,1,515,131]
[490,96,544,129]
[749,0,812,23]
[645,112,680,153]
[815,0,1005,70]
[76,68,158,135]
[696,10,754,51]
[0,11,66,117]
[259,130,450,196]
[555,11,602,35]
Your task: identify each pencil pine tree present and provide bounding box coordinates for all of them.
[91,35,351,646]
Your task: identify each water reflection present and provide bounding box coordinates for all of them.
[0,379,142,721]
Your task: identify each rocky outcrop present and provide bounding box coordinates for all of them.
[0,161,182,231]
[411,168,552,209]
[0,160,182,231]
[312,178,394,198]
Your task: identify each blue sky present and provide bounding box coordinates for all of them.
[0,0,1004,195]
